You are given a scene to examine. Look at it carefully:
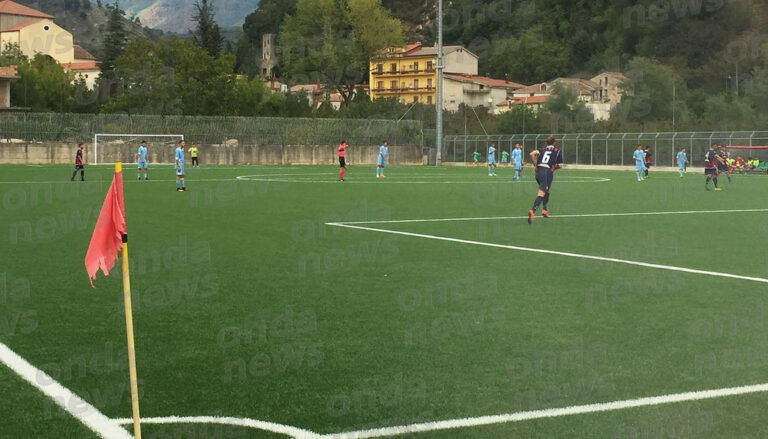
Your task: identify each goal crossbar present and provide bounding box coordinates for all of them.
[93,134,185,165]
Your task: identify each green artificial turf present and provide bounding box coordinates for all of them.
[0,164,766,438]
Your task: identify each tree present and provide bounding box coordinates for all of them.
[280,0,403,108]
[103,37,280,117]
[612,57,689,125]
[497,104,541,134]
[237,0,297,76]
[192,0,224,58]
[1,49,76,112]
[101,1,127,78]
[543,82,595,132]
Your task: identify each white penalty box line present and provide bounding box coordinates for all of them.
[327,208,768,284]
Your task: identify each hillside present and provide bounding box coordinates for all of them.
[115,0,259,33]
[21,0,159,59]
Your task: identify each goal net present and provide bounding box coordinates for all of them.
[726,145,768,173]
[93,134,185,165]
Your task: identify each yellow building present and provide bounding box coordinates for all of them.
[369,43,478,105]
[0,1,100,88]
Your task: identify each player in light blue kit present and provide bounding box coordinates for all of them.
[676,148,688,177]
[376,140,388,178]
[633,144,646,181]
[512,143,523,181]
[175,139,187,191]
[136,140,149,180]
[487,142,497,176]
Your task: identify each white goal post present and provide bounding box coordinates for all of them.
[93,134,185,165]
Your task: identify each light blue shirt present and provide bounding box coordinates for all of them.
[379,145,388,158]
[138,145,147,161]
[511,149,522,166]
[677,151,686,164]
[175,147,184,164]
[633,150,645,164]
[488,146,496,159]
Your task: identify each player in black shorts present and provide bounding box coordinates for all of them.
[643,146,653,177]
[70,143,85,181]
[528,136,563,224]
[338,141,347,181]
[704,144,720,191]
[716,145,730,183]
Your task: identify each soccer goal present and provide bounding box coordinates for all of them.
[93,134,185,165]
[726,145,768,174]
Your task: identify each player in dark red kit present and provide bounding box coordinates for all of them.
[70,142,85,181]
[716,145,731,183]
[528,136,563,224]
[338,140,347,181]
[704,144,720,191]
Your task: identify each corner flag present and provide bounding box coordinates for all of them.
[84,162,142,438]
[85,163,126,287]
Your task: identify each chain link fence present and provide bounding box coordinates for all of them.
[443,132,768,167]
[0,113,424,147]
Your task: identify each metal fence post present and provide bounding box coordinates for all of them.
[621,133,626,165]
[575,134,580,164]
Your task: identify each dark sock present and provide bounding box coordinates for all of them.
[705,176,711,185]
[532,196,543,212]
[81,170,84,180]
[713,177,718,188]
[71,170,76,180]
[543,193,550,210]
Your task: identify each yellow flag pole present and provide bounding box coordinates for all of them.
[116,162,142,439]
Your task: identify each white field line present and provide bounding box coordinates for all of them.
[112,416,321,438]
[0,341,132,439]
[319,382,768,439]
[326,222,768,284]
[235,176,611,184]
[106,382,768,438]
[336,208,768,225]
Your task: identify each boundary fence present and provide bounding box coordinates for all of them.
[0,113,424,148]
[443,132,768,167]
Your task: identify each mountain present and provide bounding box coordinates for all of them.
[17,0,159,59]
[113,0,260,33]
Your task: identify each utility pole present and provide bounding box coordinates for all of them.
[672,82,676,132]
[435,0,443,166]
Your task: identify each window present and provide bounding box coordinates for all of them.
[390,80,397,89]
[413,96,419,103]
[377,81,383,90]
[413,61,419,71]
[427,78,433,89]
[414,79,419,89]
[390,63,397,73]
[426,61,433,71]
[427,95,433,104]
[376,64,383,73]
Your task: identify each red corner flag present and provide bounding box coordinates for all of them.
[85,163,126,287]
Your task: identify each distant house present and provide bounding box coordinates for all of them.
[443,73,525,114]
[502,72,627,120]
[0,0,100,88]
[289,82,369,111]
[0,64,19,109]
[370,43,479,106]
